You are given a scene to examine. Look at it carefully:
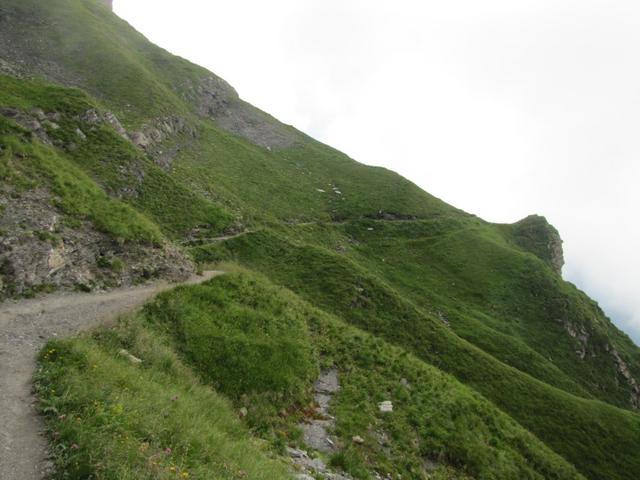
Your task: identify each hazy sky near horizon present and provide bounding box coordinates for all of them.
[115,0,640,343]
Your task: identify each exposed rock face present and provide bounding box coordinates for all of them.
[564,321,590,360]
[0,186,193,299]
[511,215,564,274]
[558,314,640,408]
[184,76,300,149]
[101,0,113,11]
[300,369,340,453]
[0,105,195,298]
[81,108,128,138]
[606,345,640,408]
[128,115,197,170]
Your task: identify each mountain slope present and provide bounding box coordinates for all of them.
[212,227,640,480]
[0,0,458,224]
[1,1,639,479]
[36,271,587,480]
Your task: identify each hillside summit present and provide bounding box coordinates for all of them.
[1,1,639,479]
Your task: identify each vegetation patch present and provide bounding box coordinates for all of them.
[142,274,317,399]
[34,322,292,480]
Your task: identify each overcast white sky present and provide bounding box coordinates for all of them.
[114,0,640,344]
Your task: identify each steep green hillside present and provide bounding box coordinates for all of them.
[34,315,292,480]
[209,228,640,480]
[36,272,586,480]
[0,0,459,224]
[1,0,639,479]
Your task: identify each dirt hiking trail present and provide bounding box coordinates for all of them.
[0,271,222,480]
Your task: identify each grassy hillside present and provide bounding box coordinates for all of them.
[36,271,586,480]
[0,74,234,238]
[0,0,460,225]
[208,228,640,480]
[0,114,161,244]
[34,317,292,479]
[0,0,639,479]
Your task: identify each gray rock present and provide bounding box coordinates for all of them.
[47,112,62,122]
[0,187,194,300]
[103,111,127,137]
[303,420,335,453]
[286,447,308,459]
[186,76,300,149]
[24,119,41,131]
[130,131,151,148]
[79,109,127,139]
[118,349,142,364]
[42,120,59,130]
[81,109,101,124]
[30,108,46,120]
[300,369,341,454]
[75,128,86,141]
[315,369,340,394]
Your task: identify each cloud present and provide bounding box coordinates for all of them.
[115,0,640,344]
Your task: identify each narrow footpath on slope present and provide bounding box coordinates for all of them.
[0,271,222,480]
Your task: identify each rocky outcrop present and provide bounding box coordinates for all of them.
[100,0,113,11]
[0,106,196,299]
[563,320,591,360]
[287,447,352,480]
[82,108,197,171]
[510,215,564,274]
[183,76,300,150]
[128,115,197,170]
[0,107,60,146]
[606,345,640,408]
[558,314,640,408]
[0,187,193,299]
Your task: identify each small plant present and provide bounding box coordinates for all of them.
[35,229,60,245]
[96,255,125,272]
[74,282,92,293]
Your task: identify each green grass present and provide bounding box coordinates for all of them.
[34,319,292,480]
[0,118,162,244]
[4,1,640,479]
[0,74,235,238]
[172,121,463,225]
[214,228,640,480]
[36,271,588,479]
[142,274,318,399]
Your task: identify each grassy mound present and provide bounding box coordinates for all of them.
[142,274,317,398]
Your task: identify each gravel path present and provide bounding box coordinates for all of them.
[0,271,222,480]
